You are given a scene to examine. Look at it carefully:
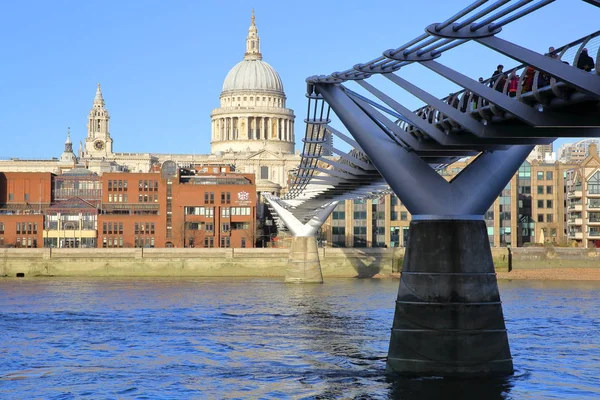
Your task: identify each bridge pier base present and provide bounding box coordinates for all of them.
[386,218,513,377]
[285,236,323,283]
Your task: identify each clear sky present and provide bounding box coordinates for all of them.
[0,0,598,159]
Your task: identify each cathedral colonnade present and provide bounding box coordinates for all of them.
[212,116,294,143]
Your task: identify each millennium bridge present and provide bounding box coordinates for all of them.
[264,0,600,377]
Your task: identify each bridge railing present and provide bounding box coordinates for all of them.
[400,30,600,139]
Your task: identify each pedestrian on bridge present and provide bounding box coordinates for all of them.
[490,64,506,92]
[577,48,595,72]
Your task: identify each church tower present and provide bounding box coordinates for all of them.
[59,127,77,165]
[84,83,113,157]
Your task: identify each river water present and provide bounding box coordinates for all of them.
[0,277,598,399]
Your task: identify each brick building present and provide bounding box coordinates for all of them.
[0,163,256,248]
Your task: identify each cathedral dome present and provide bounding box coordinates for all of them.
[210,11,295,156]
[222,59,283,94]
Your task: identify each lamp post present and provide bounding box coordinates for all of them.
[182,206,186,248]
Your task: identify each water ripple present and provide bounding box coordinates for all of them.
[0,278,598,398]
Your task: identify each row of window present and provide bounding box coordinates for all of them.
[202,192,236,205]
[107,180,128,191]
[537,200,553,209]
[537,171,554,180]
[134,223,156,235]
[134,237,155,248]
[103,222,123,235]
[139,180,159,192]
[102,236,123,248]
[16,237,37,248]
[185,222,250,232]
[102,222,157,235]
[16,222,38,234]
[185,206,252,217]
[139,194,159,203]
[108,194,127,203]
[537,214,554,223]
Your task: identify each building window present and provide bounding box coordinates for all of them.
[204,237,214,248]
[353,211,367,219]
[0,222,3,234]
[546,200,552,208]
[537,200,544,208]
[24,193,29,201]
[546,185,553,194]
[221,192,231,204]
[8,193,13,201]
[332,211,345,220]
[332,227,345,235]
[241,237,246,248]
[537,171,544,180]
[537,214,544,223]
[546,171,553,180]
[537,186,544,194]
[401,211,408,221]
[260,166,269,180]
[589,171,600,194]
[220,237,230,248]
[546,214,554,223]
[222,223,230,232]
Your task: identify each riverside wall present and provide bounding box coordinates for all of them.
[1,247,597,278]
[0,247,404,278]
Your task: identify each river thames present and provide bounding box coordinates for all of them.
[0,277,599,399]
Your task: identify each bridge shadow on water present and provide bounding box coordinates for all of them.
[385,375,517,400]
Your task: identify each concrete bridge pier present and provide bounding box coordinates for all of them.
[286,236,323,283]
[387,217,512,377]
[263,195,338,284]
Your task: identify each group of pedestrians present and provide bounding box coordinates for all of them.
[442,45,595,117]
[488,46,595,96]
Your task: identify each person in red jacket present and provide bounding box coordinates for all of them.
[508,72,519,97]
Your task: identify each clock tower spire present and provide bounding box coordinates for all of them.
[84,83,113,157]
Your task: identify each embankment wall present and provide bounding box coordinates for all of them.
[1,247,597,278]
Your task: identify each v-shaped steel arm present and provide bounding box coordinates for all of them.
[317,83,533,216]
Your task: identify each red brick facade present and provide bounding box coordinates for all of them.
[0,165,256,248]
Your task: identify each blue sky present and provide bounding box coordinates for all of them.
[0,0,598,159]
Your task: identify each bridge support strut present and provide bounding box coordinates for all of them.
[263,196,338,284]
[316,82,526,377]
